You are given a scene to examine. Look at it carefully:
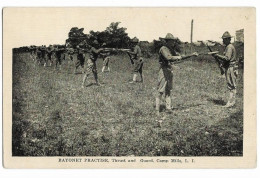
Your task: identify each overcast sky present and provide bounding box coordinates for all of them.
[4,8,252,47]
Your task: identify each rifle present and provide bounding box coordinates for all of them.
[198,51,219,56]
[206,44,225,75]
[126,52,134,65]
[103,48,131,52]
[170,52,198,64]
[102,48,134,64]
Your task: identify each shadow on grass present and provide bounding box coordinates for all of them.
[207,98,226,106]
[156,103,205,112]
[85,83,96,88]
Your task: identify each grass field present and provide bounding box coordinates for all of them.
[12,51,243,156]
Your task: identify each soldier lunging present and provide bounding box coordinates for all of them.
[127,37,144,83]
[81,40,104,88]
[156,33,198,115]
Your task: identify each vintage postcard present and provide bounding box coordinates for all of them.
[3,7,256,168]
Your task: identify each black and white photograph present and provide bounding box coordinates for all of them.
[3,7,256,168]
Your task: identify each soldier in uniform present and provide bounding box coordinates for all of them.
[156,33,197,115]
[66,48,75,62]
[38,45,48,67]
[127,37,144,83]
[35,46,43,65]
[213,31,238,107]
[74,46,86,74]
[29,46,37,62]
[100,43,112,73]
[81,40,104,88]
[46,45,54,67]
[54,46,66,69]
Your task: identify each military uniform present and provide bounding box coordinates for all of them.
[157,46,174,95]
[66,48,74,61]
[74,48,85,73]
[155,33,195,114]
[156,45,175,111]
[223,44,238,90]
[214,31,238,107]
[85,47,99,75]
[30,47,37,61]
[55,48,65,68]
[132,45,143,73]
[128,37,144,83]
[100,51,111,72]
[35,48,42,64]
[39,46,48,66]
[82,40,103,87]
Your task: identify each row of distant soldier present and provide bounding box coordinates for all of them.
[29,44,71,69]
[28,42,132,72]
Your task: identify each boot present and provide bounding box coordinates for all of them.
[81,67,85,74]
[129,74,137,83]
[165,96,172,111]
[223,90,236,108]
[156,96,161,116]
[140,74,143,83]
[81,74,88,88]
[94,73,103,86]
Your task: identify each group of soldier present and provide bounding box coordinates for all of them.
[29,45,70,69]
[155,31,238,116]
[28,30,238,115]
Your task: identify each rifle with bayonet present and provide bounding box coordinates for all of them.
[102,48,134,64]
[170,52,198,64]
[102,48,131,52]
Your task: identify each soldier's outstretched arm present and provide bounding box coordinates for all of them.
[91,47,103,54]
[160,47,181,61]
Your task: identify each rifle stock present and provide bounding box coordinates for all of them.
[206,44,225,75]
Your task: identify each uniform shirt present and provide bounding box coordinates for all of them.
[224,44,237,66]
[159,46,176,68]
[89,47,101,62]
[130,45,142,60]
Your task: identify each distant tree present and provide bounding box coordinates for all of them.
[66,27,88,48]
[66,23,131,49]
[105,22,131,48]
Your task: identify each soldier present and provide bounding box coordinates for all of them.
[54,46,66,69]
[100,43,112,73]
[81,40,104,88]
[66,47,75,62]
[29,46,37,61]
[35,46,42,65]
[127,37,144,83]
[38,45,48,67]
[74,46,85,74]
[212,31,238,107]
[46,45,54,67]
[156,33,197,115]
